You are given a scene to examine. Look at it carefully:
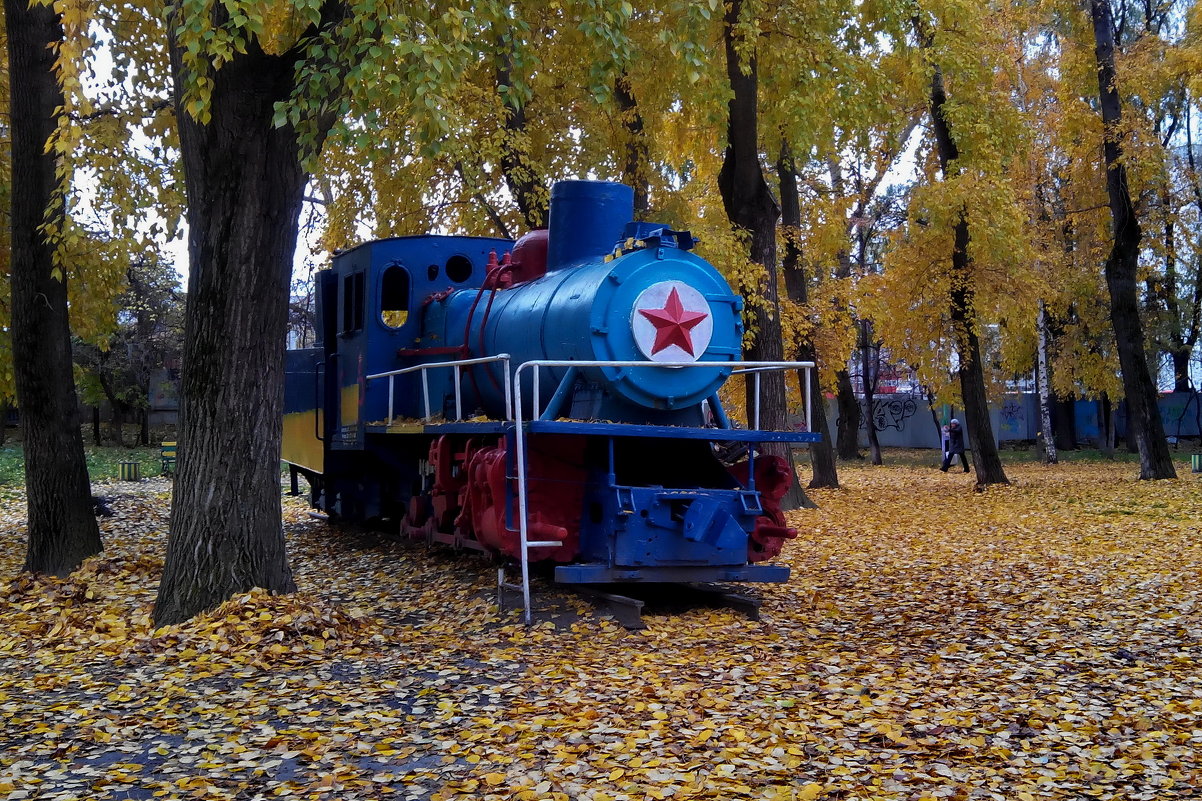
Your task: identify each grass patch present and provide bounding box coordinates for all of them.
[0,444,165,486]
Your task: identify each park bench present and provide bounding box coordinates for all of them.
[161,441,177,475]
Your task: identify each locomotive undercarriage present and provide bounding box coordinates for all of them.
[320,427,800,585]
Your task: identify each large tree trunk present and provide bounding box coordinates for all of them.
[718,0,812,509]
[153,10,355,623]
[926,60,1009,486]
[778,146,837,488]
[1036,301,1058,464]
[1089,0,1175,479]
[6,0,102,575]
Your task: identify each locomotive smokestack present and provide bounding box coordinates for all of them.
[545,180,635,272]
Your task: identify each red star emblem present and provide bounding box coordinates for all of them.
[638,287,709,356]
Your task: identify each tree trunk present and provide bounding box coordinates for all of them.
[926,60,1008,486]
[153,9,355,623]
[835,369,861,460]
[92,406,102,446]
[1169,348,1191,393]
[950,221,1008,484]
[824,160,864,463]
[495,41,548,229]
[778,145,837,488]
[1160,189,1192,394]
[1099,392,1115,456]
[718,0,811,509]
[615,74,650,219]
[1089,0,1175,479]
[1053,394,1078,451]
[800,368,836,489]
[1036,301,1058,463]
[925,391,943,448]
[112,404,127,448]
[859,321,883,465]
[6,0,102,575]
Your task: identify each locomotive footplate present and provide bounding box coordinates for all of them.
[554,563,789,583]
[570,583,763,630]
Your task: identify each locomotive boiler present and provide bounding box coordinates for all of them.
[283,180,818,617]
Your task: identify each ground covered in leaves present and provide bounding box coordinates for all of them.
[2,456,1200,800]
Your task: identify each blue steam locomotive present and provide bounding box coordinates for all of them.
[282,180,818,614]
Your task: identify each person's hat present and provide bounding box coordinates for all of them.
[950,418,960,425]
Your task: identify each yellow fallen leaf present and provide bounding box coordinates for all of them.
[797,783,824,801]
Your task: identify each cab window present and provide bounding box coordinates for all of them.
[380,264,410,328]
[341,271,364,335]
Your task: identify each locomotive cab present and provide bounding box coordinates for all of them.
[282,235,512,517]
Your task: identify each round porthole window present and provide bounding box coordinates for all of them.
[446,255,472,283]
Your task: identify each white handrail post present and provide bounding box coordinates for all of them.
[453,365,462,420]
[532,369,541,421]
[387,375,395,424]
[513,364,533,625]
[753,371,761,430]
[804,365,812,433]
[421,371,431,421]
[503,356,513,421]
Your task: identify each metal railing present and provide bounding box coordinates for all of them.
[365,354,512,425]
[504,358,816,624]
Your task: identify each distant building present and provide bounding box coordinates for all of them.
[149,367,180,425]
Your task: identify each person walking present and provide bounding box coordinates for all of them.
[940,419,970,472]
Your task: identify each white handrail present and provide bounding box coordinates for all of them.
[365,354,512,424]
[509,358,815,624]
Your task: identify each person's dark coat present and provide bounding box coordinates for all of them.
[947,424,966,454]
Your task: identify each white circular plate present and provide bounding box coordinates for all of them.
[631,281,714,362]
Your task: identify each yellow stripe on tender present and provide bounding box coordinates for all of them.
[340,383,359,427]
[282,409,324,473]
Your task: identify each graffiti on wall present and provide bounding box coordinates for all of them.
[862,396,919,432]
[999,397,1025,437]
